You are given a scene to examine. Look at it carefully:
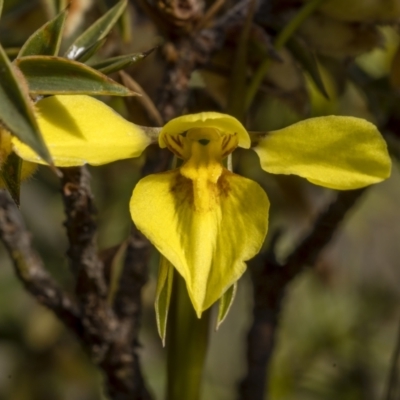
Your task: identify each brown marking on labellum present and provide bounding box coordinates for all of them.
[217,170,232,198]
[169,167,234,213]
[170,172,194,207]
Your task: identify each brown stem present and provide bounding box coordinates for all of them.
[104,227,152,400]
[60,167,152,400]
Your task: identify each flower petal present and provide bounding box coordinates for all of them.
[159,112,250,149]
[130,169,269,316]
[12,95,151,166]
[254,116,391,190]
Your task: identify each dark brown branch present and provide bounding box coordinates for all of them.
[0,190,83,336]
[239,188,366,400]
[103,227,152,400]
[61,167,114,359]
[150,0,258,120]
[60,167,152,400]
[61,166,107,296]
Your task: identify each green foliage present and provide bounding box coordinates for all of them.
[15,56,137,96]
[18,8,67,57]
[65,0,127,60]
[90,50,154,75]
[0,43,51,163]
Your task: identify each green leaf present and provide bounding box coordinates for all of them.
[0,44,51,163]
[0,0,3,19]
[286,37,328,99]
[216,283,237,330]
[1,152,22,205]
[65,0,127,60]
[155,256,174,346]
[90,49,153,75]
[18,7,68,57]
[74,37,107,63]
[15,56,138,96]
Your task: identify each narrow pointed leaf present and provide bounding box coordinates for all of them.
[0,0,3,19]
[1,152,22,205]
[216,283,237,330]
[18,8,68,57]
[74,37,107,62]
[286,37,328,99]
[15,56,138,96]
[66,0,127,60]
[90,50,152,75]
[155,256,174,346]
[0,44,51,163]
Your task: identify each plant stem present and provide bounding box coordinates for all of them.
[166,274,210,400]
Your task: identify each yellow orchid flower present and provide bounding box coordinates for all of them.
[131,114,270,318]
[12,95,392,324]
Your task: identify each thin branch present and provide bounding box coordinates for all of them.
[61,166,106,296]
[61,166,115,361]
[153,0,261,120]
[239,188,366,400]
[60,167,152,399]
[0,190,83,336]
[102,227,152,400]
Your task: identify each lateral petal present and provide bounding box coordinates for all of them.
[13,95,151,166]
[254,116,391,190]
[130,169,269,316]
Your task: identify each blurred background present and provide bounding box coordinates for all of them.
[1,0,400,399]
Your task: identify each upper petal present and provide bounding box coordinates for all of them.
[12,95,151,167]
[159,112,251,149]
[130,169,269,316]
[253,116,391,190]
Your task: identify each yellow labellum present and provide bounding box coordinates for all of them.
[131,122,269,316]
[13,95,151,167]
[131,169,269,316]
